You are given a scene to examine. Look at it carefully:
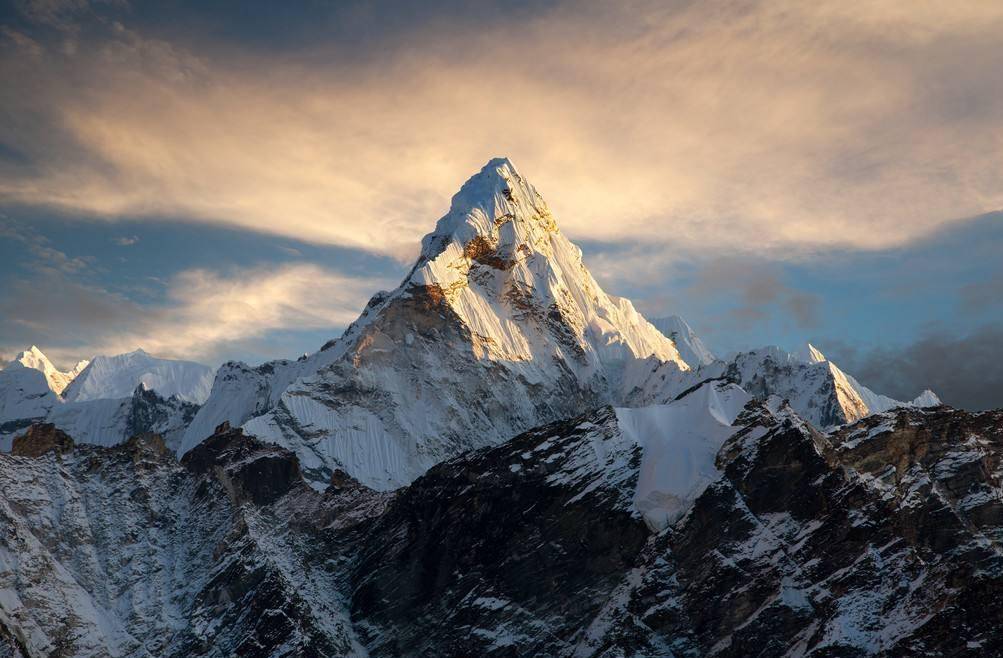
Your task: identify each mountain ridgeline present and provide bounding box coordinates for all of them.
[0,158,988,658]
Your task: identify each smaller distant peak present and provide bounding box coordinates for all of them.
[483,156,516,169]
[797,343,827,364]
[912,389,941,408]
[664,314,689,326]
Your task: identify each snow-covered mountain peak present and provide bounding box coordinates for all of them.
[410,157,560,289]
[207,158,689,489]
[63,350,214,404]
[912,389,942,407]
[7,345,88,395]
[389,157,684,372]
[421,157,549,253]
[651,315,716,367]
[796,342,828,364]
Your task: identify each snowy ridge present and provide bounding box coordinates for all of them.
[651,315,716,367]
[675,341,942,429]
[179,358,306,454]
[0,346,214,452]
[63,348,214,404]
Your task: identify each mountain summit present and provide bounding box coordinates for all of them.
[8,346,88,395]
[185,158,688,489]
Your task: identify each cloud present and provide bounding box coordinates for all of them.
[0,218,90,273]
[113,234,138,245]
[690,259,821,330]
[825,326,1003,411]
[961,269,1003,312]
[2,1,1003,260]
[0,262,386,366]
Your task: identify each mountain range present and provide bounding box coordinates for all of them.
[0,158,988,658]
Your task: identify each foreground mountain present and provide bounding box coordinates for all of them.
[0,423,374,656]
[63,349,214,404]
[1,385,999,656]
[178,159,934,493]
[184,158,690,490]
[6,346,88,395]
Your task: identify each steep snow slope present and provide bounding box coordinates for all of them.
[617,382,750,530]
[179,358,307,454]
[651,315,716,367]
[7,346,88,395]
[63,349,214,404]
[205,157,688,489]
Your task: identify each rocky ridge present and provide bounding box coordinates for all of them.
[0,391,999,656]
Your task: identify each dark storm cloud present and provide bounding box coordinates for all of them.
[826,327,1003,412]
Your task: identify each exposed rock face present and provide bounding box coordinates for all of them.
[350,406,652,656]
[575,405,1003,657]
[2,400,1000,657]
[45,384,199,453]
[10,423,73,457]
[0,423,374,657]
[181,423,303,506]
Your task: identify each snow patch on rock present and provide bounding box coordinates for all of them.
[616,382,751,530]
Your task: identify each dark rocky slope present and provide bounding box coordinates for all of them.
[1,402,1001,656]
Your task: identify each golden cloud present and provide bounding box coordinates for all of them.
[2,1,1002,260]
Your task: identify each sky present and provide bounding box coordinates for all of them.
[0,0,1001,410]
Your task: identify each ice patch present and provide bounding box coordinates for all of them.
[615,382,751,530]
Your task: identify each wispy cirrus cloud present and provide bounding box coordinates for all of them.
[0,261,385,366]
[2,1,1003,262]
